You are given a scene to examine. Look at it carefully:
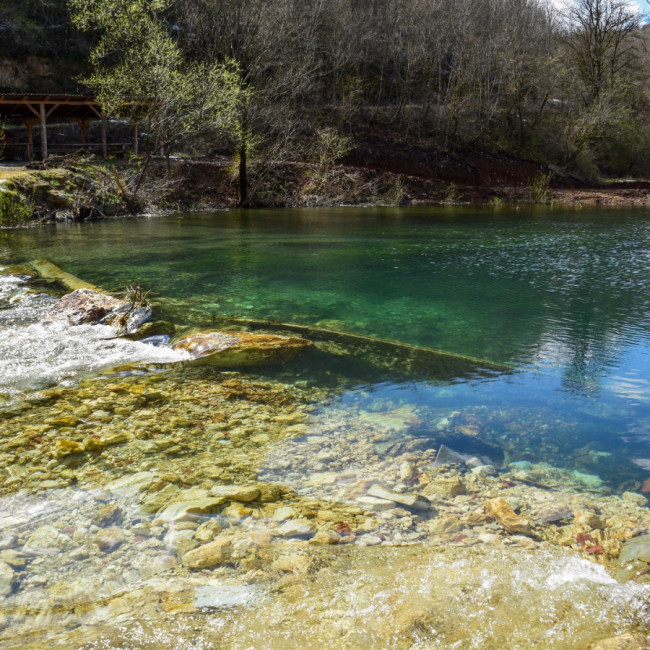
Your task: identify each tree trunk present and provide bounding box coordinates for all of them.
[239,141,248,208]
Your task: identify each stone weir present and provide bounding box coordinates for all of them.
[193,319,513,380]
[23,259,513,378]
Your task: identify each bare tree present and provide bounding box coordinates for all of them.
[561,0,642,103]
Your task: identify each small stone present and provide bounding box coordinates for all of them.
[0,550,26,569]
[276,519,317,538]
[195,519,223,543]
[272,507,296,522]
[0,533,17,550]
[182,538,231,569]
[271,553,311,573]
[485,498,533,536]
[104,471,154,496]
[356,496,395,512]
[157,498,227,523]
[209,485,260,502]
[166,529,198,556]
[0,561,15,597]
[94,527,126,552]
[422,478,468,498]
[399,462,417,482]
[23,525,68,555]
[258,485,284,503]
[83,437,107,452]
[92,504,124,528]
[428,515,464,535]
[471,465,497,477]
[357,534,383,546]
[53,439,84,459]
[575,511,605,530]
[310,531,340,545]
[367,485,430,510]
[104,432,130,446]
[250,530,273,546]
[622,491,648,507]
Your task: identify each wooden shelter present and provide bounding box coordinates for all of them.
[0,94,138,161]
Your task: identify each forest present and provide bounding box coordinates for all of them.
[1,0,649,206]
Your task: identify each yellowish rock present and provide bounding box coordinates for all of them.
[182,538,231,569]
[172,331,312,367]
[485,498,533,536]
[53,439,84,458]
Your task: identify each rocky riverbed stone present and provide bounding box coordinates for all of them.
[0,560,15,597]
[208,485,260,502]
[276,519,317,538]
[94,527,126,552]
[485,498,533,536]
[46,289,125,326]
[157,497,228,523]
[182,538,232,569]
[23,525,68,555]
[172,330,312,367]
[367,484,431,510]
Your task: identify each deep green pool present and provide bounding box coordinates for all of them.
[3,205,650,486]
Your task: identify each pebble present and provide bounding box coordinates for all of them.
[182,538,231,569]
[276,520,317,538]
[94,527,126,552]
[0,561,15,596]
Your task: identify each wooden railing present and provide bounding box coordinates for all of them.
[3,142,133,160]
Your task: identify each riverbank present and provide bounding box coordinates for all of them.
[2,151,649,227]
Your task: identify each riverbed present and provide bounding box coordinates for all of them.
[1,206,650,648]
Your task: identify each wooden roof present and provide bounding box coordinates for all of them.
[0,94,102,121]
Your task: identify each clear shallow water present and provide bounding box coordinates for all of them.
[2,206,650,647]
[2,206,650,485]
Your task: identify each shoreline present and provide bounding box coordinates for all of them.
[1,158,650,227]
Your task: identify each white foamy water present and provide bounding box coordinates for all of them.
[0,272,189,400]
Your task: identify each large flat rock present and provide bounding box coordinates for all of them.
[172,330,312,367]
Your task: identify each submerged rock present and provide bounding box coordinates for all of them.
[172,330,312,367]
[183,538,232,569]
[46,289,125,326]
[485,498,533,536]
[94,527,126,552]
[367,484,431,511]
[0,560,15,597]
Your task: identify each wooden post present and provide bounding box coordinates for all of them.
[27,121,34,162]
[132,123,138,155]
[39,102,48,160]
[101,114,107,159]
[20,118,36,163]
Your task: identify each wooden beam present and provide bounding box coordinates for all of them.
[45,103,60,118]
[39,102,48,160]
[19,117,37,162]
[25,103,40,119]
[132,123,138,155]
[73,118,91,147]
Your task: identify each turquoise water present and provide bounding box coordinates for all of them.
[3,206,650,486]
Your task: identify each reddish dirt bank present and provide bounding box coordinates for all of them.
[164,153,650,211]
